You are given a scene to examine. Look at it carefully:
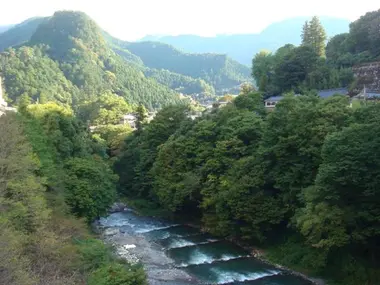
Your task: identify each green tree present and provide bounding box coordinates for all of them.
[88,263,147,285]
[136,104,148,132]
[301,16,327,57]
[251,50,273,92]
[274,46,319,92]
[64,157,117,221]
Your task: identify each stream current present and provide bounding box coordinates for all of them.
[98,210,314,285]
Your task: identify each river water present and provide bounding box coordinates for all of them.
[98,210,314,285]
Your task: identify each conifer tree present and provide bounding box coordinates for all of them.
[301,16,327,57]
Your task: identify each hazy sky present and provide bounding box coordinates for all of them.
[0,0,379,40]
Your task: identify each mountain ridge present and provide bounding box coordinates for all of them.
[141,16,350,65]
[0,13,251,96]
[0,11,182,109]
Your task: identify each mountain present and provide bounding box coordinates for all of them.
[141,16,350,65]
[0,15,251,96]
[0,17,46,51]
[112,40,252,92]
[0,11,181,109]
[0,25,13,33]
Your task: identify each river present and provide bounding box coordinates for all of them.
[97,209,315,285]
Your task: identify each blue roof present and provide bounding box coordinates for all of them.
[317,88,348,98]
[265,88,348,102]
[367,92,380,98]
[265,95,284,102]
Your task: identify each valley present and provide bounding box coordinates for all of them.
[0,6,380,285]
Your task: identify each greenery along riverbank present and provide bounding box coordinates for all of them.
[115,91,380,285]
[0,104,147,285]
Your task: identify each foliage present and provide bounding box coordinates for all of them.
[78,92,132,125]
[0,45,79,104]
[145,68,215,95]
[0,11,181,109]
[326,9,380,67]
[0,101,146,284]
[117,90,380,284]
[0,17,46,52]
[88,262,147,285]
[64,156,117,222]
[115,105,191,198]
[119,41,252,91]
[301,16,327,57]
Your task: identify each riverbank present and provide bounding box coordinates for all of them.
[96,207,199,284]
[118,200,324,285]
[98,202,322,285]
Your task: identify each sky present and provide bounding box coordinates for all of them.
[0,0,379,40]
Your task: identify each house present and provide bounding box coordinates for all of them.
[0,76,16,116]
[264,95,284,109]
[264,88,349,109]
[119,114,137,129]
[350,87,380,107]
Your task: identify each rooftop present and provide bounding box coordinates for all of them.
[264,88,349,102]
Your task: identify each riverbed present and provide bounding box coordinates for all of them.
[97,209,314,285]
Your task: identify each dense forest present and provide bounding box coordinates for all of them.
[0,12,251,99]
[0,102,146,284]
[1,7,380,285]
[116,91,380,285]
[115,10,380,285]
[252,12,380,95]
[0,17,46,52]
[117,41,252,91]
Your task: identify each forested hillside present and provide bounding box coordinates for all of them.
[0,17,46,51]
[121,41,251,91]
[1,14,250,97]
[115,10,380,285]
[0,103,147,284]
[252,11,380,96]
[0,11,181,109]
[116,91,380,285]
[2,7,380,285]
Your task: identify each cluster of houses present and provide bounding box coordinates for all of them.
[118,111,157,130]
[264,87,380,110]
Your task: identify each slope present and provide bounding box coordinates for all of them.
[0,17,46,51]
[0,11,181,109]
[0,25,13,33]
[116,41,252,92]
[142,16,350,65]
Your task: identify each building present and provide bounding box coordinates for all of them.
[352,61,380,93]
[0,76,16,116]
[264,95,285,109]
[264,88,349,109]
[350,86,380,107]
[119,114,137,129]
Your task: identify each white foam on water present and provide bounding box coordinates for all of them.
[135,224,178,234]
[168,239,197,249]
[178,250,249,267]
[207,238,219,242]
[211,268,281,284]
[123,244,136,249]
[179,249,214,267]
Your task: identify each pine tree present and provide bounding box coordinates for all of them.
[301,21,311,46]
[136,104,148,132]
[301,16,327,57]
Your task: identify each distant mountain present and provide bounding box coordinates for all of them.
[112,40,252,92]
[0,17,46,51]
[0,25,13,33]
[0,11,181,109]
[0,15,251,96]
[141,16,350,65]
